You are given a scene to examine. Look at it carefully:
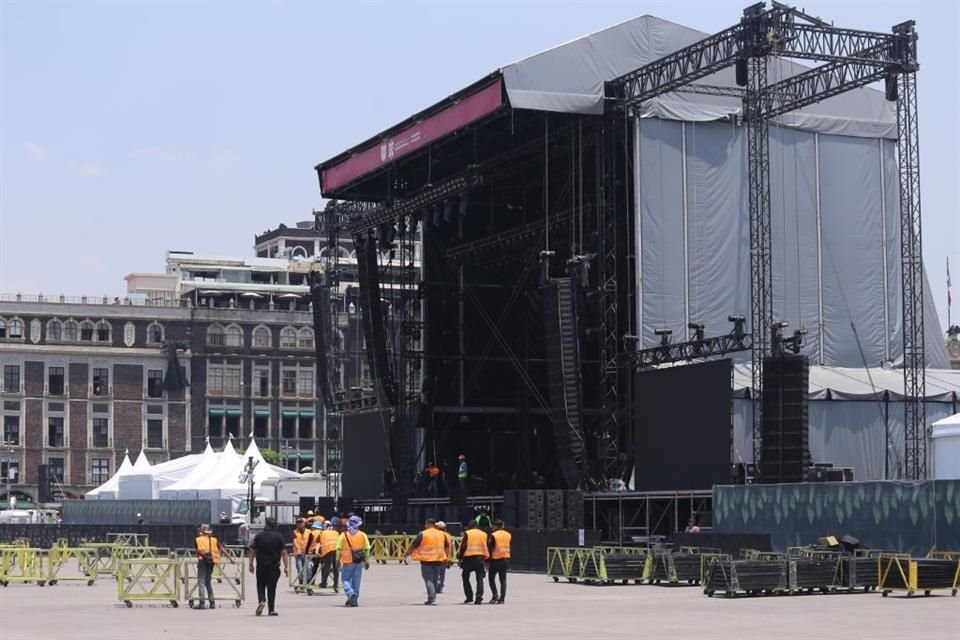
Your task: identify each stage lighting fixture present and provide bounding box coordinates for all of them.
[728,315,746,339]
[654,328,672,347]
[431,204,442,227]
[443,199,453,222]
[688,322,705,342]
[459,196,469,217]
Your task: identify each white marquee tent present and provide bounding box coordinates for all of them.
[85,437,299,504]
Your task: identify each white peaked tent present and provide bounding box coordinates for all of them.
[85,451,133,500]
[118,450,157,500]
[157,441,218,498]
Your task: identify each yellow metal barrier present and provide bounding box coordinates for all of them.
[116,558,180,607]
[0,547,46,586]
[46,541,97,586]
[107,533,149,547]
[288,554,321,593]
[79,543,120,578]
[182,558,244,608]
[880,555,960,597]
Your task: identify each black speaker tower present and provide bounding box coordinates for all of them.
[759,354,810,483]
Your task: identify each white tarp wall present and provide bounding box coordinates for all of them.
[634,117,948,368]
[730,366,960,480]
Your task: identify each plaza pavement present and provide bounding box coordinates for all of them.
[0,563,956,640]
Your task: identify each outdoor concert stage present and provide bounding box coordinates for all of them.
[313,4,952,499]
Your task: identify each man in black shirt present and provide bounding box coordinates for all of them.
[248,517,289,616]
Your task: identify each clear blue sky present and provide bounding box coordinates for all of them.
[1,1,957,329]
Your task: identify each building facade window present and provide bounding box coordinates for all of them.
[254,367,270,398]
[146,369,164,398]
[48,366,65,396]
[298,415,313,439]
[147,323,164,345]
[298,328,314,350]
[208,364,241,396]
[146,419,164,449]
[280,327,298,349]
[207,325,225,347]
[80,321,94,341]
[3,365,21,394]
[91,458,110,485]
[0,319,5,338]
[1,459,19,484]
[252,326,272,349]
[7,318,24,340]
[253,412,269,439]
[46,319,62,342]
[297,369,314,399]
[64,320,78,342]
[95,321,111,342]
[47,417,65,448]
[225,325,243,347]
[92,368,109,396]
[3,415,19,446]
[281,370,297,397]
[47,457,65,484]
[92,417,110,448]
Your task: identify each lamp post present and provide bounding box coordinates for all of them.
[2,440,15,510]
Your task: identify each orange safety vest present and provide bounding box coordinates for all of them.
[292,529,311,555]
[411,528,447,563]
[320,529,339,557]
[491,529,512,560]
[463,528,489,559]
[339,531,368,564]
[195,535,221,564]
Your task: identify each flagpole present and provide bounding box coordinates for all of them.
[948,257,952,329]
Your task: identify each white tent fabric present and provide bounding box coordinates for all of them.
[932,412,960,480]
[85,452,132,500]
[131,450,151,472]
[634,117,949,369]
[726,365,960,481]
[157,442,218,498]
[500,15,897,138]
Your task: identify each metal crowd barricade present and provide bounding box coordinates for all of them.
[182,557,244,608]
[107,533,150,547]
[0,547,46,587]
[116,558,180,607]
[80,543,119,578]
[369,534,415,564]
[46,540,97,586]
[288,554,322,594]
[879,555,960,598]
[546,547,607,584]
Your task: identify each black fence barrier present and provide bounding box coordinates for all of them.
[0,524,241,549]
[714,480,960,554]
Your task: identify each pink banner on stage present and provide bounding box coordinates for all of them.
[321,79,503,193]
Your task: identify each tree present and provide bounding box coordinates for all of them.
[260,448,283,467]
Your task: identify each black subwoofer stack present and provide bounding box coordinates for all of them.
[760,354,810,483]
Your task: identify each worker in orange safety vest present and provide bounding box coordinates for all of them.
[487,519,511,603]
[195,523,227,609]
[406,518,451,605]
[457,520,489,604]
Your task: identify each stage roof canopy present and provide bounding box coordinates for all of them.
[317,14,895,195]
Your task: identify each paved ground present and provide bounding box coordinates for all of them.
[1,564,956,640]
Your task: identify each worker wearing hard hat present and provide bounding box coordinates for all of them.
[435,521,453,594]
[318,520,340,592]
